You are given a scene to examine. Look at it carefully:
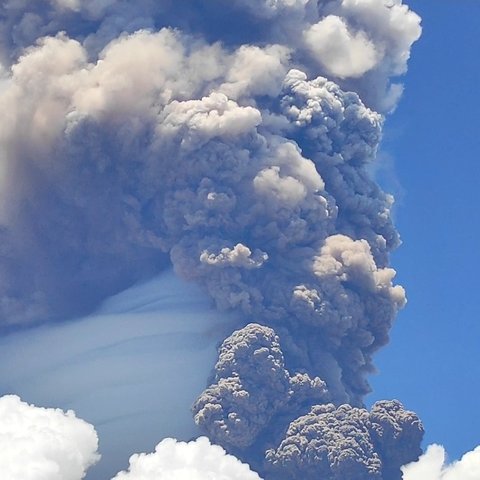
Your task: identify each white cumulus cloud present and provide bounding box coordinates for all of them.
[0,395,99,480]
[111,437,263,480]
[402,444,480,480]
[304,15,381,78]
[0,395,263,480]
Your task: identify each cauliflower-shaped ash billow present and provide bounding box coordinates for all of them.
[265,400,424,480]
[192,323,328,449]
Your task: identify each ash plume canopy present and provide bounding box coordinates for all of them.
[0,1,424,479]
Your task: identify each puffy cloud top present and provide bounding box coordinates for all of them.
[402,444,480,480]
[0,395,99,480]
[0,0,420,110]
[0,395,264,480]
[112,437,263,480]
[304,15,380,79]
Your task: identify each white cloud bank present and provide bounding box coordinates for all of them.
[0,395,99,480]
[113,437,262,480]
[402,444,480,480]
[0,395,262,480]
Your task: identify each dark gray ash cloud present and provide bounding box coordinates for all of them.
[265,400,423,480]
[0,1,423,478]
[193,323,329,450]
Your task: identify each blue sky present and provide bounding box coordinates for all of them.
[368,0,480,461]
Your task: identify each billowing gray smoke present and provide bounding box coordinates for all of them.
[193,323,329,449]
[194,324,423,479]
[0,1,423,478]
[265,399,423,480]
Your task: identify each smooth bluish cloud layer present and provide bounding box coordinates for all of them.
[0,270,237,480]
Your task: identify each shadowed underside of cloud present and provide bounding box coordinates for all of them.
[0,1,425,479]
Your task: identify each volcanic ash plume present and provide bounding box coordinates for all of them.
[0,1,423,479]
[193,323,329,450]
[266,400,423,480]
[193,324,423,479]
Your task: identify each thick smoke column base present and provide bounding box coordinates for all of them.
[194,325,423,479]
[265,400,423,480]
[192,323,328,449]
